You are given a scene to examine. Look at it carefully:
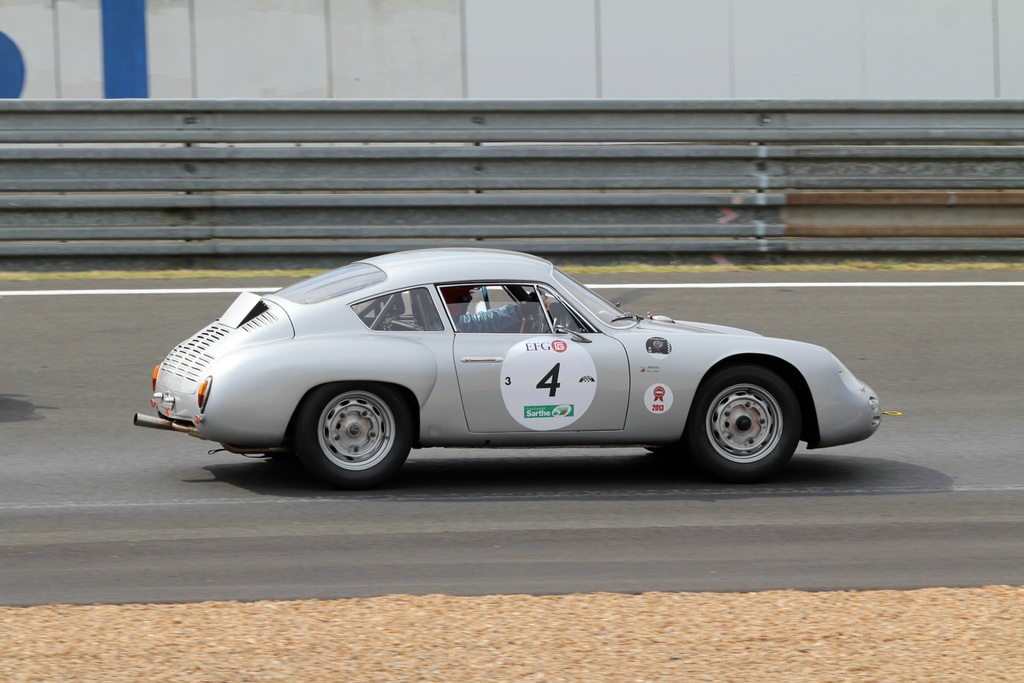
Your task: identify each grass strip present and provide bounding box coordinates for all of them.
[1,260,1022,282]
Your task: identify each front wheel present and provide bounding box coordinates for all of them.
[294,382,412,489]
[684,365,801,483]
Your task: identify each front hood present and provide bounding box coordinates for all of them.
[641,317,762,337]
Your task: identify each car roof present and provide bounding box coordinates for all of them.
[359,248,557,290]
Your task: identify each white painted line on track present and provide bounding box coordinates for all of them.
[0,287,280,297]
[1,282,1023,297]
[2,483,1023,511]
[587,281,1024,290]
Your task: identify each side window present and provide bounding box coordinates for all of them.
[439,283,551,334]
[352,287,443,332]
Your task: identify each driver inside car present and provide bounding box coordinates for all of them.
[441,285,525,333]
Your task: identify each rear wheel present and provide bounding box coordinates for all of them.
[684,365,801,483]
[295,382,412,489]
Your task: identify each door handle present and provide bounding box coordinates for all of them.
[460,356,504,363]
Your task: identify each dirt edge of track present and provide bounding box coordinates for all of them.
[2,585,1021,682]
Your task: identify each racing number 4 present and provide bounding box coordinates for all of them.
[503,363,562,396]
[536,363,562,397]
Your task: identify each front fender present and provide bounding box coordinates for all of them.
[688,336,878,449]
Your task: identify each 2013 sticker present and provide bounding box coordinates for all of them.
[644,383,674,414]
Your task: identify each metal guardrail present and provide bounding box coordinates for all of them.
[5,99,1024,144]
[1,99,1023,266]
[4,145,1024,192]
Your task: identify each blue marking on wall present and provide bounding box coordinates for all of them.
[101,0,149,98]
[0,31,26,98]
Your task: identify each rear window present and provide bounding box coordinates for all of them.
[275,263,387,304]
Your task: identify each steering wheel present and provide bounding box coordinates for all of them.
[518,303,546,334]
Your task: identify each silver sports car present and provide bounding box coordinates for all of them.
[134,248,881,489]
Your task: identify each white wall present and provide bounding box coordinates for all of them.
[54,0,103,98]
[732,0,864,98]
[860,0,996,98]
[146,0,192,98]
[600,0,732,98]
[1,0,1021,100]
[193,0,328,98]
[464,0,597,98]
[331,0,463,98]
[997,0,1024,97]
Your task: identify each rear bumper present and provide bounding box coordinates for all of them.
[133,412,292,455]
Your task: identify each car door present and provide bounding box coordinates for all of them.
[447,283,629,433]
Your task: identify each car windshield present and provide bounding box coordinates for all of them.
[276,263,387,304]
[552,268,639,328]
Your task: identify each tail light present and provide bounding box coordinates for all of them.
[152,364,160,391]
[197,377,212,413]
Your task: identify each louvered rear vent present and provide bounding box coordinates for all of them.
[161,323,231,383]
[240,309,278,332]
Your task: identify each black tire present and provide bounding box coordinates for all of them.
[294,382,412,489]
[684,365,801,483]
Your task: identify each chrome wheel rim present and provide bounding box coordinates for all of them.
[705,383,783,464]
[317,391,396,471]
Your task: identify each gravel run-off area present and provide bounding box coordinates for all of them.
[2,586,1022,682]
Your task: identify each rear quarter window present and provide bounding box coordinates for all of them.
[352,288,443,332]
[276,264,387,304]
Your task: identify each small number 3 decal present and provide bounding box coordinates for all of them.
[504,376,511,385]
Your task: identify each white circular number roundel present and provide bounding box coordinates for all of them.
[500,337,597,430]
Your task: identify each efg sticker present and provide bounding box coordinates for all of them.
[646,337,672,355]
[500,336,597,430]
[644,383,674,414]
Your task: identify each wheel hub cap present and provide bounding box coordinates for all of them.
[706,384,783,463]
[318,393,394,470]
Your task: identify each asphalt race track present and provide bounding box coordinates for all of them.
[1,270,1022,606]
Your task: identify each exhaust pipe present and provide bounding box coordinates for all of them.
[133,413,202,438]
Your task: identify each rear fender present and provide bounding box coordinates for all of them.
[197,335,438,447]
